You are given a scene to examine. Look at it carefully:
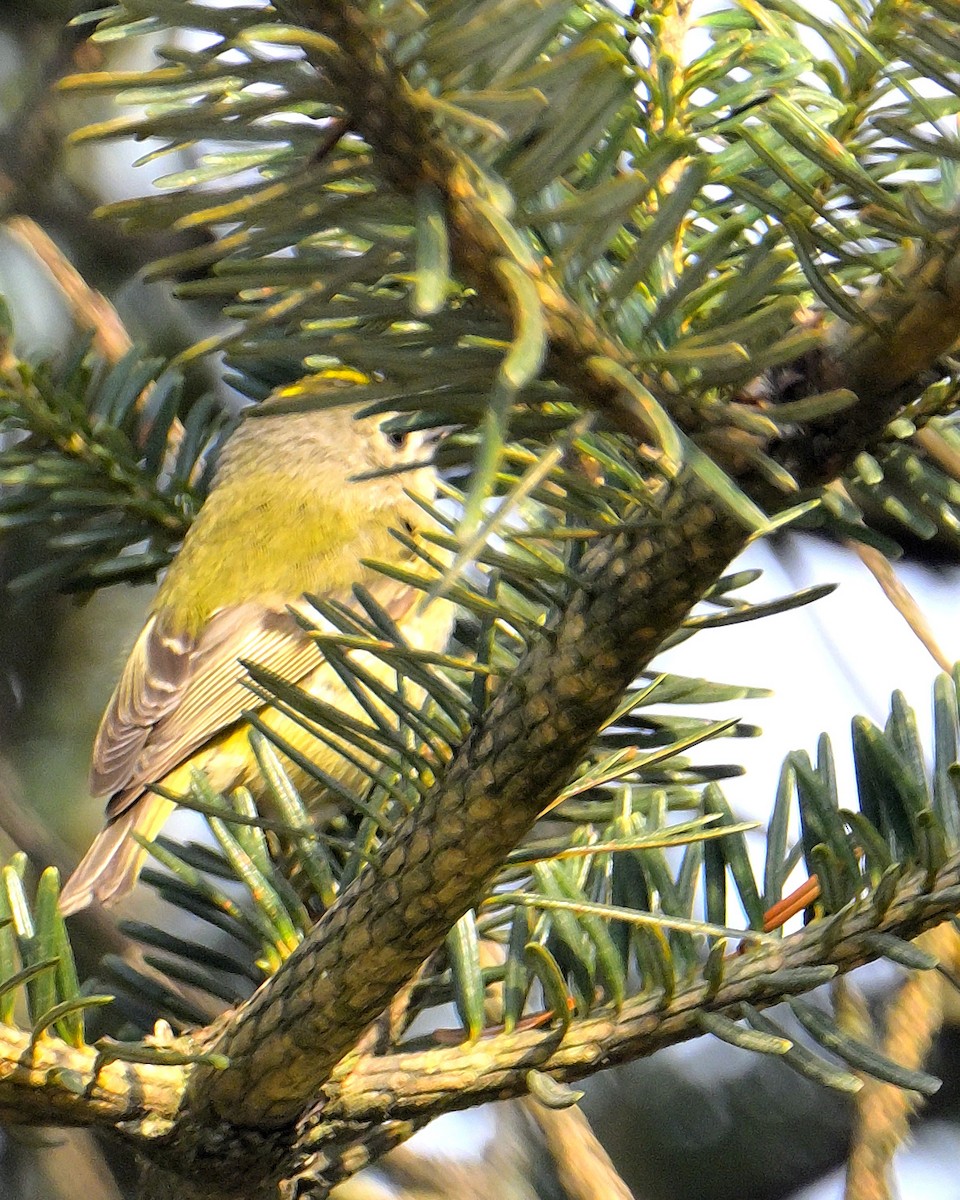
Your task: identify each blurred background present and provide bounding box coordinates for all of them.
[1,3,960,1198]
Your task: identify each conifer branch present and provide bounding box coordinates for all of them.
[186,472,741,1133]
[270,0,667,444]
[258,850,960,1194]
[271,0,960,470]
[10,839,955,1194]
[178,151,960,1147]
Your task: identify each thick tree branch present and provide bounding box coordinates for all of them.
[191,480,744,1132]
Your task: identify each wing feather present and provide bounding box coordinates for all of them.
[89,617,194,797]
[92,602,319,816]
[90,577,426,818]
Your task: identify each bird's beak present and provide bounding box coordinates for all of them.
[424,424,458,447]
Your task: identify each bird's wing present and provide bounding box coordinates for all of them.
[91,579,424,817]
[91,602,321,815]
[89,614,194,801]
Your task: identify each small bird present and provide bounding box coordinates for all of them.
[59,389,450,914]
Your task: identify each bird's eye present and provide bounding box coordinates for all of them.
[386,429,409,450]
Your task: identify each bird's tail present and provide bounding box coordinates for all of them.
[59,795,176,915]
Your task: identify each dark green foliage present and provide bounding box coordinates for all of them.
[0,342,225,591]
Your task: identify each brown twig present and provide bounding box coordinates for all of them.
[845,922,960,1200]
[4,216,132,364]
[3,213,186,460]
[523,1101,634,1200]
[849,540,952,671]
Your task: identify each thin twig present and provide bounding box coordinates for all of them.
[4,216,132,363]
[523,1101,634,1200]
[845,923,960,1200]
[3,214,186,459]
[848,540,952,672]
